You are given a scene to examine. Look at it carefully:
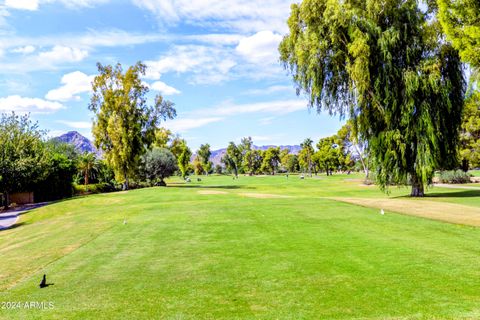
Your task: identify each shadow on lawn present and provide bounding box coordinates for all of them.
[394,189,480,199]
[167,184,255,190]
[0,222,27,232]
[425,190,480,198]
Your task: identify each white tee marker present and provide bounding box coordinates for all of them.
[380,209,385,215]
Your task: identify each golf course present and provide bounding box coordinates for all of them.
[1,174,480,319]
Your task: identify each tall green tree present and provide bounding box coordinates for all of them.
[315,137,342,176]
[89,62,176,190]
[243,149,263,175]
[154,127,173,148]
[169,136,185,159]
[437,0,480,80]
[78,152,98,190]
[0,113,46,208]
[222,142,242,177]
[197,143,212,175]
[177,141,192,179]
[261,147,281,175]
[283,153,300,173]
[298,138,314,176]
[239,136,253,173]
[460,90,480,170]
[34,142,78,202]
[280,0,465,196]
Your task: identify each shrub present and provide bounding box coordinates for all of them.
[74,183,117,195]
[438,170,472,184]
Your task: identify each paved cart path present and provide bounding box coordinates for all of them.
[0,202,50,230]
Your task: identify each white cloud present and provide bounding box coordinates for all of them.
[213,99,307,116]
[4,0,109,11]
[145,45,237,84]
[244,85,293,96]
[150,81,180,96]
[0,46,90,72]
[5,0,39,11]
[258,117,276,125]
[47,0,110,9]
[164,117,223,132]
[0,95,64,113]
[251,135,274,142]
[56,120,91,129]
[132,0,295,33]
[236,31,283,64]
[46,71,94,101]
[11,45,36,54]
[38,46,88,63]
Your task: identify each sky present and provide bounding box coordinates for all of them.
[0,0,345,150]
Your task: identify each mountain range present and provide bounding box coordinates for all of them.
[53,131,301,165]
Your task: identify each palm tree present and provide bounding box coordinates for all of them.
[78,152,97,191]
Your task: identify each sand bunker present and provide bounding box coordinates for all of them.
[330,197,480,227]
[197,190,228,195]
[238,193,293,199]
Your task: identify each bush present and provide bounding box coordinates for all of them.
[74,183,117,195]
[142,147,177,186]
[438,170,472,184]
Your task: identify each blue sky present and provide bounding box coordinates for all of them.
[0,0,345,150]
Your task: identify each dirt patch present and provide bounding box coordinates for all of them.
[238,193,293,199]
[197,190,228,195]
[330,197,480,227]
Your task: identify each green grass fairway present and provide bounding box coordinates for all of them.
[1,175,480,319]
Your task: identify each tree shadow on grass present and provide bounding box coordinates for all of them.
[394,190,480,199]
[0,222,27,232]
[425,190,480,198]
[389,189,480,200]
[167,184,255,190]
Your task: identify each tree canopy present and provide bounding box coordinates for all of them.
[0,113,46,207]
[197,143,212,174]
[437,0,480,80]
[89,62,176,190]
[280,0,465,196]
[460,90,480,170]
[143,147,177,186]
[176,140,192,179]
[222,142,242,177]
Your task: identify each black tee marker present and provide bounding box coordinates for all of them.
[39,274,54,288]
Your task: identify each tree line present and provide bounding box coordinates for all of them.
[1,0,479,203]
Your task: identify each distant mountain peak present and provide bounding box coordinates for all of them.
[53,131,102,157]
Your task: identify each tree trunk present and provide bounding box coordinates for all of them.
[462,159,469,172]
[85,170,89,192]
[410,173,424,197]
[3,191,9,209]
[123,171,129,190]
[354,144,369,178]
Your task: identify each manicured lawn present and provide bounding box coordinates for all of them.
[470,170,480,177]
[1,174,480,319]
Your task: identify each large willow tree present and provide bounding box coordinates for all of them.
[280,0,465,196]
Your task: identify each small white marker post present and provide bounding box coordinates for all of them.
[380,209,385,215]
